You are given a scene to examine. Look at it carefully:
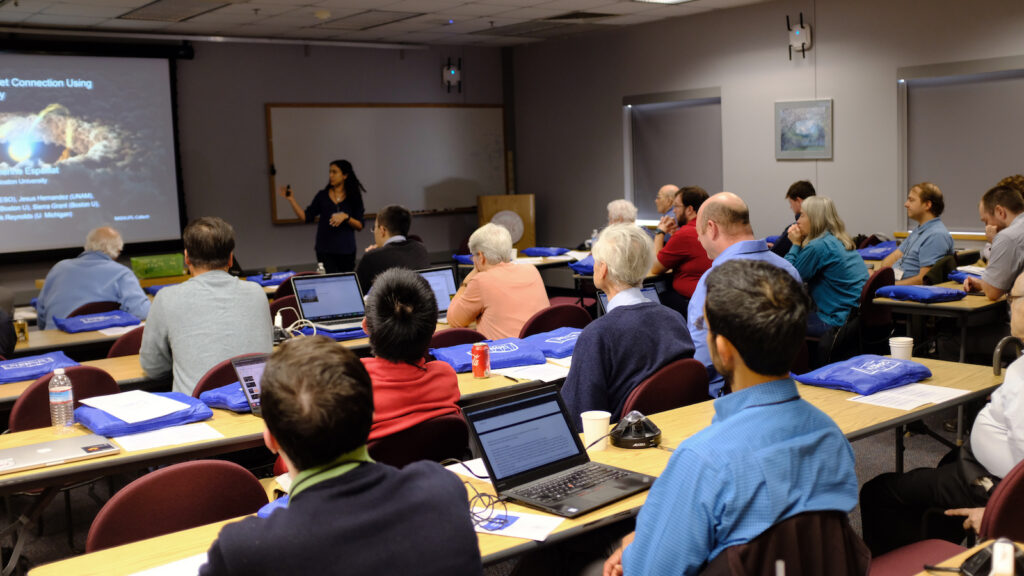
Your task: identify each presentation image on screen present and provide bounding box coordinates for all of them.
[0,53,181,254]
[473,395,579,481]
[295,276,364,321]
[420,269,457,312]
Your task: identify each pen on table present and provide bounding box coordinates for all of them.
[502,375,518,383]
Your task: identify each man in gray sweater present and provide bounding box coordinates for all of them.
[141,217,272,395]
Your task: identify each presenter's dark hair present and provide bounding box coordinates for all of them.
[183,217,234,270]
[679,186,709,212]
[785,180,816,201]
[326,159,366,215]
[982,184,1024,216]
[912,182,945,217]
[261,336,373,470]
[704,260,809,376]
[364,268,438,366]
[377,205,412,237]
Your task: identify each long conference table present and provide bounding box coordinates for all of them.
[25,357,1002,575]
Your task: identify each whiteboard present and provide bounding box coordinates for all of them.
[267,104,506,222]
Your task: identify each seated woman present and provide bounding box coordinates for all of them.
[784,196,869,340]
[561,224,694,430]
[361,268,460,442]
[446,223,549,340]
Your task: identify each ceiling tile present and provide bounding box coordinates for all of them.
[0,0,55,15]
[434,3,516,17]
[475,0,547,6]
[93,17,172,28]
[536,0,620,9]
[0,11,33,22]
[587,1,661,15]
[597,11,666,25]
[382,0,466,11]
[23,12,108,24]
[41,2,128,17]
[495,6,568,19]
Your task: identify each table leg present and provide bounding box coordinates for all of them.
[959,320,968,363]
[894,427,905,474]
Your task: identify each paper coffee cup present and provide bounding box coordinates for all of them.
[889,336,913,360]
[581,410,612,451]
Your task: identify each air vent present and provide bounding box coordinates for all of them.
[119,0,230,23]
[317,10,422,31]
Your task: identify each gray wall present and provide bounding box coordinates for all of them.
[512,0,1024,247]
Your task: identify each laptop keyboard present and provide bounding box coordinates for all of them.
[517,463,628,503]
[315,320,361,331]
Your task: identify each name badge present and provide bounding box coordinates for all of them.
[893,267,904,281]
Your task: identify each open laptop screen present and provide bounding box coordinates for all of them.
[597,284,660,315]
[467,390,581,481]
[292,273,365,323]
[417,266,458,314]
[231,354,268,414]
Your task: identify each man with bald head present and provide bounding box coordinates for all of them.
[37,226,150,329]
[687,192,801,398]
[655,184,680,240]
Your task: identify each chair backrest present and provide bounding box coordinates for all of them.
[9,366,121,432]
[192,353,266,398]
[368,413,469,468]
[620,358,709,417]
[518,304,592,339]
[68,301,120,318]
[272,271,318,299]
[268,295,300,329]
[922,254,956,286]
[858,234,885,250]
[86,460,268,553]
[979,458,1024,541]
[860,267,895,329]
[954,249,980,267]
[429,328,487,349]
[700,510,871,576]
[106,325,145,358]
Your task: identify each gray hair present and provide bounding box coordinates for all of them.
[592,224,653,289]
[468,223,512,264]
[607,199,638,224]
[85,227,123,259]
[800,196,856,250]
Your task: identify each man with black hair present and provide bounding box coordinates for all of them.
[140,217,272,395]
[200,336,482,576]
[603,260,857,576]
[964,185,1024,300]
[355,204,429,291]
[770,180,816,257]
[359,268,460,441]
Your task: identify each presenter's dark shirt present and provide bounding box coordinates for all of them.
[305,189,364,256]
[355,239,430,292]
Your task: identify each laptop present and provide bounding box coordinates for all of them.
[291,272,366,332]
[417,266,458,323]
[0,434,120,476]
[463,385,656,518]
[595,278,668,317]
[231,354,269,417]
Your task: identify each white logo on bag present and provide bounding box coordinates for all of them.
[851,359,901,375]
[545,332,580,344]
[489,343,519,354]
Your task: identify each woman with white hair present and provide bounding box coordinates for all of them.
[560,224,695,430]
[446,223,549,340]
[784,196,868,339]
[607,199,638,225]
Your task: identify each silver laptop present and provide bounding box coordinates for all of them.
[417,266,458,323]
[0,434,120,476]
[463,385,656,519]
[231,354,269,417]
[291,272,366,332]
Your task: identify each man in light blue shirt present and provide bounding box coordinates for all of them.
[880,182,954,285]
[604,259,858,576]
[36,227,150,330]
[686,192,800,397]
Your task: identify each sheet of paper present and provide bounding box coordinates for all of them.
[276,472,293,493]
[542,255,575,262]
[81,390,190,424]
[849,383,970,411]
[99,323,144,336]
[446,457,490,481]
[129,553,207,575]
[548,356,572,369]
[472,507,564,541]
[566,250,589,262]
[513,257,545,265]
[957,265,986,276]
[114,423,223,452]
[492,363,570,383]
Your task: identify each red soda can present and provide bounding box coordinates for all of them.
[472,342,491,378]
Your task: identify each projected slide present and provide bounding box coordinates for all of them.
[0,53,181,254]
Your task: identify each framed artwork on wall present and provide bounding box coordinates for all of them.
[775,99,832,160]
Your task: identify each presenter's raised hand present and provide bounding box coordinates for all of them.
[278,186,293,199]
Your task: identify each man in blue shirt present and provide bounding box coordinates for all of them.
[686,192,801,397]
[604,259,858,576]
[36,227,150,329]
[880,182,954,285]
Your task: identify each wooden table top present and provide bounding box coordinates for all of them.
[13,327,124,356]
[0,355,150,407]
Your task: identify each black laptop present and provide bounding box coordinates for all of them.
[595,277,670,316]
[463,385,656,518]
[230,354,269,417]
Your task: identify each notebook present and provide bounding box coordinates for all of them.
[291,273,366,332]
[463,385,656,518]
[595,278,668,317]
[417,266,458,323]
[0,434,120,476]
[231,354,269,417]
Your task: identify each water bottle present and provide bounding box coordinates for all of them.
[316,262,326,275]
[585,229,599,250]
[49,368,75,434]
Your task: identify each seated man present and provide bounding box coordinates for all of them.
[200,337,483,576]
[361,268,460,441]
[860,270,1024,556]
[36,227,150,329]
[880,182,954,285]
[140,217,272,395]
[355,204,430,292]
[447,223,549,340]
[650,186,712,316]
[604,259,857,575]
[769,180,815,257]
[561,224,694,428]
[964,185,1024,300]
[654,184,679,242]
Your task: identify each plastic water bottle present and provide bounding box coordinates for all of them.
[585,229,599,250]
[316,262,326,275]
[49,368,75,434]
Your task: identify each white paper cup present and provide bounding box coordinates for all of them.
[889,337,913,360]
[581,410,612,451]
